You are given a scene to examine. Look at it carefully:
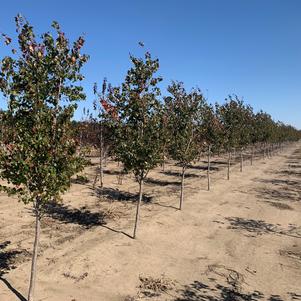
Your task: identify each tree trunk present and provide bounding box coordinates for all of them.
[99,149,104,188]
[28,206,41,301]
[93,133,104,189]
[179,166,186,210]
[133,179,144,239]
[250,145,253,166]
[240,148,243,172]
[227,150,231,180]
[162,146,165,172]
[207,145,211,191]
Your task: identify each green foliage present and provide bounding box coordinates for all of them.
[199,103,224,152]
[166,81,205,167]
[0,15,88,208]
[103,50,163,181]
[215,95,253,149]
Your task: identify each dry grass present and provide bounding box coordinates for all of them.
[138,274,176,293]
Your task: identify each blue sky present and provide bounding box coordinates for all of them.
[0,0,300,127]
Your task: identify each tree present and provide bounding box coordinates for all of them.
[103,49,163,239]
[0,16,88,301]
[166,81,205,209]
[92,78,115,190]
[254,111,274,159]
[216,96,251,179]
[199,103,223,190]
[159,102,170,171]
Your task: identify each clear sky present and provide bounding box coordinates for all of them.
[0,0,300,127]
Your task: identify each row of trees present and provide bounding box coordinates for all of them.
[77,52,301,241]
[0,17,300,301]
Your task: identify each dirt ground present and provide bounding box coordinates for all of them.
[0,143,301,301]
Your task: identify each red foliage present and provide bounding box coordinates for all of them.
[100,98,118,120]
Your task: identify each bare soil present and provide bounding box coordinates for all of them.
[0,144,301,301]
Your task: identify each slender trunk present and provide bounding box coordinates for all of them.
[93,126,104,189]
[179,166,186,210]
[93,174,98,188]
[28,206,41,301]
[240,148,243,172]
[104,151,108,167]
[227,150,231,180]
[99,150,104,189]
[207,145,211,191]
[162,146,165,172]
[133,179,144,239]
[251,145,253,166]
[99,125,104,188]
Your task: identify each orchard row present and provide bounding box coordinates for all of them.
[0,16,299,301]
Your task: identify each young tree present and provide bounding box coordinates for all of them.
[166,81,205,209]
[92,78,115,190]
[0,16,88,301]
[254,111,274,159]
[216,96,251,179]
[199,103,223,190]
[103,49,163,239]
[159,102,170,171]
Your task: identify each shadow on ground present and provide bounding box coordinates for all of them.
[162,170,201,179]
[175,280,265,301]
[174,278,300,301]
[253,177,301,203]
[93,187,153,203]
[0,241,28,301]
[0,241,23,277]
[145,177,181,187]
[225,217,301,238]
[44,202,106,228]
[187,164,220,172]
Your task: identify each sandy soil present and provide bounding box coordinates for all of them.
[0,144,301,301]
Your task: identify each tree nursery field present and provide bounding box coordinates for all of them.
[0,14,301,301]
[1,143,301,301]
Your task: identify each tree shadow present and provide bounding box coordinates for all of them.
[0,241,27,301]
[145,177,181,187]
[103,169,125,176]
[255,187,299,203]
[175,280,265,301]
[0,278,27,301]
[0,241,23,278]
[225,217,301,238]
[71,175,90,185]
[151,201,179,210]
[44,202,106,228]
[278,169,301,178]
[93,187,153,203]
[255,178,299,186]
[187,164,219,171]
[253,177,301,203]
[287,292,301,300]
[201,160,228,166]
[101,225,134,239]
[162,170,200,178]
[266,201,293,210]
[268,295,285,301]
